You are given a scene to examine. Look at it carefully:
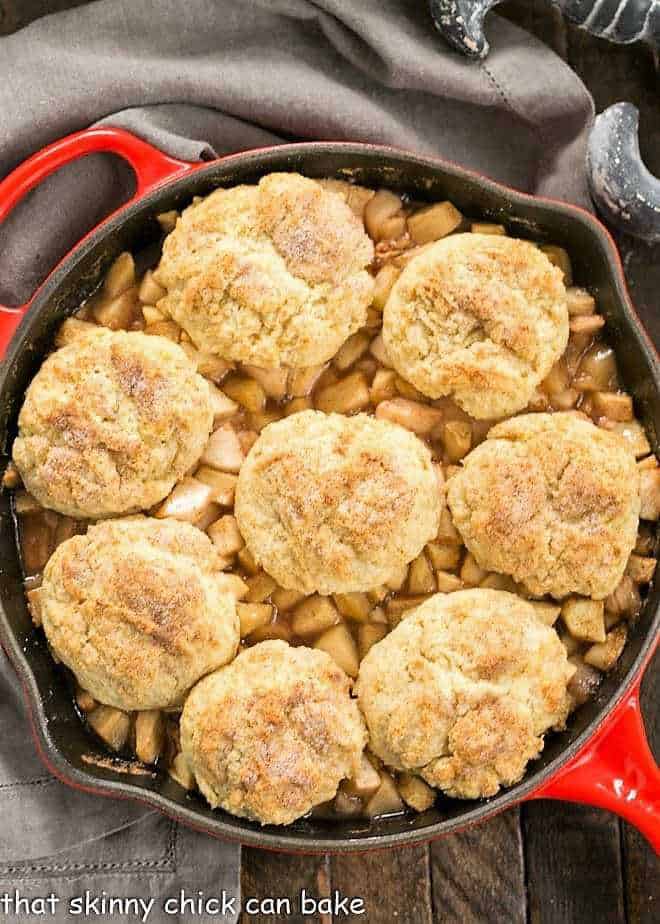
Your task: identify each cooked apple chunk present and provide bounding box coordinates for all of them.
[566,287,595,316]
[201,426,245,473]
[207,515,244,557]
[436,508,462,545]
[205,385,239,424]
[574,344,618,392]
[625,554,656,584]
[530,601,561,626]
[561,597,606,643]
[539,244,572,285]
[333,593,372,622]
[385,562,409,592]
[369,333,392,367]
[138,269,166,305]
[364,189,406,242]
[570,314,605,335]
[315,372,371,414]
[365,772,404,817]
[426,542,461,572]
[155,478,213,523]
[142,305,165,326]
[358,623,388,660]
[217,573,249,601]
[343,753,381,799]
[93,289,139,331]
[242,365,288,400]
[292,595,340,638]
[372,264,401,311]
[76,688,97,714]
[375,398,443,436]
[334,332,371,371]
[88,706,131,752]
[442,420,472,462]
[314,623,360,677]
[385,595,430,623]
[612,421,650,458]
[591,391,633,422]
[407,201,462,245]
[104,252,135,297]
[194,468,238,506]
[26,587,43,626]
[180,345,231,383]
[288,363,327,398]
[584,624,627,671]
[369,369,397,405]
[271,587,306,612]
[567,658,601,707]
[333,791,362,817]
[237,602,273,637]
[248,621,293,644]
[169,752,195,790]
[221,375,266,413]
[397,773,435,812]
[284,397,313,416]
[135,710,165,765]
[367,586,388,605]
[459,552,487,586]
[436,572,463,593]
[407,553,436,595]
[639,467,660,520]
[470,222,505,236]
[244,572,277,603]
[605,575,641,619]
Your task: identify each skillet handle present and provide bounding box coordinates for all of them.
[0,126,196,357]
[528,662,660,853]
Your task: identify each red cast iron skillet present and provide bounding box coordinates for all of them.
[0,128,658,854]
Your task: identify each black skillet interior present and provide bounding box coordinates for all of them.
[0,144,658,852]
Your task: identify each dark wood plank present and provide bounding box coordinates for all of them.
[523,802,627,924]
[499,0,568,58]
[565,11,660,350]
[0,0,90,35]
[2,4,658,924]
[330,846,433,924]
[430,809,526,924]
[500,8,659,924]
[621,647,660,924]
[561,17,660,922]
[623,823,660,924]
[566,27,659,155]
[241,849,331,924]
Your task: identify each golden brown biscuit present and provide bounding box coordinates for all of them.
[154,173,374,368]
[13,329,213,519]
[234,410,441,594]
[356,589,574,799]
[180,641,367,825]
[382,234,569,418]
[447,412,640,599]
[39,517,239,711]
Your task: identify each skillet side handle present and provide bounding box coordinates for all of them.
[528,677,660,854]
[0,126,196,357]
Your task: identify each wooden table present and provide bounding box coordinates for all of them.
[1,1,658,920]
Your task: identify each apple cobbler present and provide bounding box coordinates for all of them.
[7,175,657,824]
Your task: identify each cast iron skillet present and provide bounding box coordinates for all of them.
[0,129,658,853]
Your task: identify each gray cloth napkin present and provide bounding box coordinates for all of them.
[0,0,594,919]
[0,0,594,308]
[0,652,241,923]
